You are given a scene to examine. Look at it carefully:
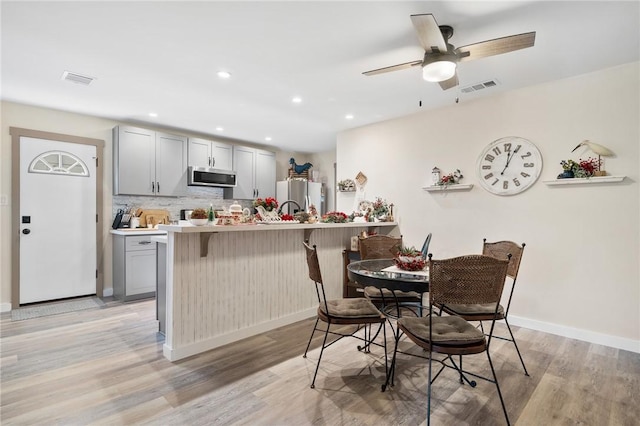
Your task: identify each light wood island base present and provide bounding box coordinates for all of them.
[158,222,399,361]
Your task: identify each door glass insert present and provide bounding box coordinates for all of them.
[29,150,90,177]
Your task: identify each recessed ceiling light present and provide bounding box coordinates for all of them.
[148,112,158,118]
[216,126,224,132]
[292,96,302,104]
[265,137,272,142]
[345,114,354,120]
[217,71,231,79]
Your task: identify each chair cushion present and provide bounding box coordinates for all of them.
[363,286,421,300]
[443,303,505,317]
[320,298,382,319]
[398,315,485,345]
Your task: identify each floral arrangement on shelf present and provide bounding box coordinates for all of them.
[437,169,463,186]
[337,179,356,191]
[321,211,349,223]
[280,213,295,221]
[252,197,278,211]
[558,157,601,179]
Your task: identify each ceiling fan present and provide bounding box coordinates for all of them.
[363,14,536,90]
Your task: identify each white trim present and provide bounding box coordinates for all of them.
[510,315,640,353]
[0,303,12,313]
[163,307,316,361]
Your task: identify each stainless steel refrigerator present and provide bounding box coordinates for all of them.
[276,180,324,215]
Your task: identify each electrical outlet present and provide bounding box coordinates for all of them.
[0,195,8,206]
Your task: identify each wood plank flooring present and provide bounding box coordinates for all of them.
[1,299,638,425]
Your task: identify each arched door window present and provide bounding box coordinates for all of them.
[28,150,90,177]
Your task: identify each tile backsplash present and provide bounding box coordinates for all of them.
[112,186,254,221]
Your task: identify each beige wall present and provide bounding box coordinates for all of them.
[337,62,640,350]
[0,102,310,309]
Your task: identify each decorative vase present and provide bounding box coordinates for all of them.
[558,170,575,179]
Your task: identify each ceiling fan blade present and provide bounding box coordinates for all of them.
[363,60,422,76]
[410,14,447,53]
[438,72,459,90]
[456,31,535,62]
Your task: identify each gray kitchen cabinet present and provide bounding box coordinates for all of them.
[113,125,187,196]
[188,137,233,170]
[112,234,157,301]
[229,145,275,199]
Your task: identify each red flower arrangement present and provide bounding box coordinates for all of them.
[321,211,349,223]
[280,213,295,221]
[253,197,278,211]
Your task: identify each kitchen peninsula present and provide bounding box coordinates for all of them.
[157,221,399,361]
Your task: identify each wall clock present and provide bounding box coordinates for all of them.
[477,136,542,196]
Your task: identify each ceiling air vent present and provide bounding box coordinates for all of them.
[460,79,498,94]
[61,71,95,86]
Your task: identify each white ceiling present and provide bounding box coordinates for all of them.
[1,1,638,153]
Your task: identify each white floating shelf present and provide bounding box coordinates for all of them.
[543,176,626,186]
[423,184,474,192]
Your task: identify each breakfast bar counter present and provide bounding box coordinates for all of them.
[157,221,399,361]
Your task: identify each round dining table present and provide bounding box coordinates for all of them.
[347,258,430,391]
[346,258,429,293]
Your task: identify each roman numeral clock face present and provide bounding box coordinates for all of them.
[477,137,543,195]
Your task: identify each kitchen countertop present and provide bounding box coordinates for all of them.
[158,221,398,234]
[110,229,167,236]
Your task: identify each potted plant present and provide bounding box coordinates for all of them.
[394,246,426,271]
[558,159,579,178]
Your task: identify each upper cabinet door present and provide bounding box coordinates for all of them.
[114,126,155,195]
[255,149,276,199]
[211,142,233,170]
[232,145,256,199]
[188,137,211,168]
[156,132,187,196]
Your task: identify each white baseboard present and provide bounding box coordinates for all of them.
[0,302,12,313]
[163,307,317,361]
[102,288,113,297]
[509,315,640,354]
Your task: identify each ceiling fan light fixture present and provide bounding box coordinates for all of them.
[422,60,456,82]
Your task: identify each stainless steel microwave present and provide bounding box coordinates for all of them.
[187,166,237,188]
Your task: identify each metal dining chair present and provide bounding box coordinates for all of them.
[439,239,529,375]
[396,254,512,425]
[358,235,424,316]
[302,242,388,388]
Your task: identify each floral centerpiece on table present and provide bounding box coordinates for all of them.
[321,211,349,223]
[253,197,278,212]
[394,246,426,271]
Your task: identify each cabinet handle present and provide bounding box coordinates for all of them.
[157,182,160,193]
[138,241,152,245]
[211,157,215,168]
[152,182,155,193]
[208,156,211,166]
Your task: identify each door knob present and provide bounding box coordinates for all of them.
[22,228,31,235]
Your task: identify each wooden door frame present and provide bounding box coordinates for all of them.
[10,127,104,308]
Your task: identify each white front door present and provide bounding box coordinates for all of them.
[19,137,97,304]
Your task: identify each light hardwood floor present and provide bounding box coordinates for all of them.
[1,299,638,425]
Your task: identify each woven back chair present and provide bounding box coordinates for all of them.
[302,242,387,389]
[358,235,402,259]
[358,235,423,316]
[396,254,511,426]
[440,239,528,375]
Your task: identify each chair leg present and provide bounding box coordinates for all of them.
[486,350,511,426]
[504,318,529,376]
[303,317,320,358]
[427,344,433,426]
[310,323,331,389]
